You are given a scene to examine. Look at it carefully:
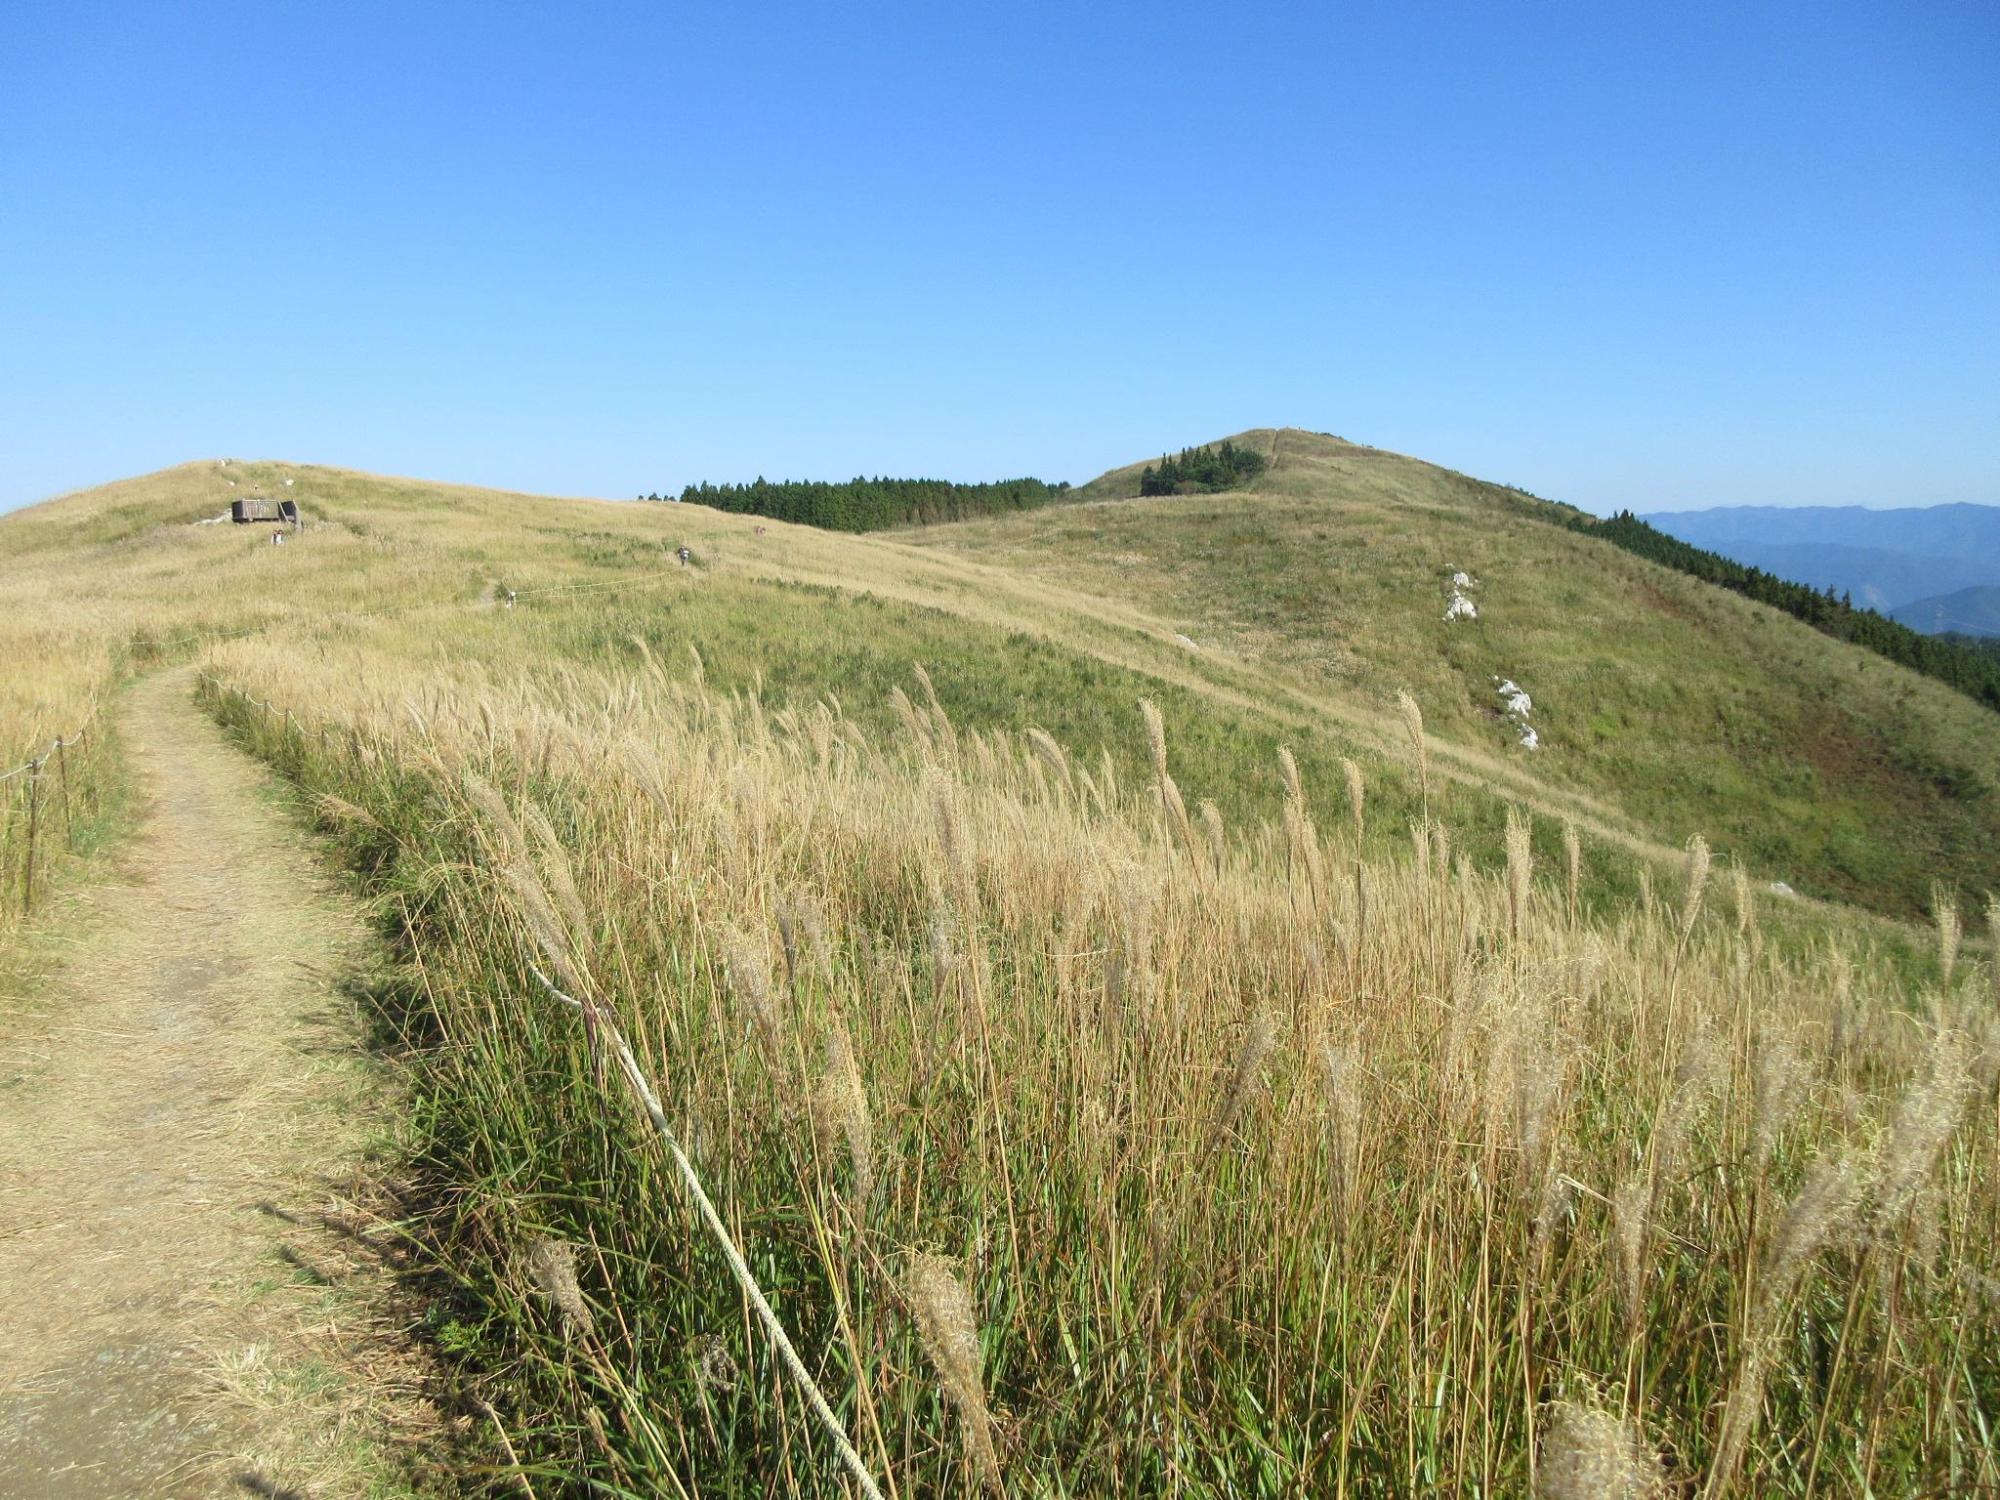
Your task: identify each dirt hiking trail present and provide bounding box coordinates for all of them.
[0,670,414,1497]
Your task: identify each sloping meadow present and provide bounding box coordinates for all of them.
[198,619,1998,1497]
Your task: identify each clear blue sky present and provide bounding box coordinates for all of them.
[2,1,1994,515]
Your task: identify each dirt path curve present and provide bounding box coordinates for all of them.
[0,669,399,1497]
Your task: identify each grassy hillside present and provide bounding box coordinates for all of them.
[0,455,1741,935]
[4,452,1995,1495]
[910,429,2000,916]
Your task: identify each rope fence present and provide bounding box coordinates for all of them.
[3,714,100,918]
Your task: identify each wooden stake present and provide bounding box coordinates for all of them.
[55,736,72,846]
[22,758,42,915]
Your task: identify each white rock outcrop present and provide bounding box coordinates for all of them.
[1494,675,1540,750]
[1444,568,1480,622]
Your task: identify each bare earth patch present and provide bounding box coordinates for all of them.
[0,670,429,1498]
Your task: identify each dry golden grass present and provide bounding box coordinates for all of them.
[193,620,1999,1495]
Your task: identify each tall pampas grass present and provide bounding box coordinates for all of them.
[186,595,2000,1497]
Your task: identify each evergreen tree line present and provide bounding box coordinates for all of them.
[652,475,1071,532]
[1569,510,2000,713]
[1940,632,2000,667]
[1139,441,1269,496]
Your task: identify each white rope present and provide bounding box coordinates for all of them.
[2,726,92,785]
[529,966,886,1500]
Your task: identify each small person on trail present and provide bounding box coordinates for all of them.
[677,545,692,566]
[754,524,766,536]
[271,530,284,546]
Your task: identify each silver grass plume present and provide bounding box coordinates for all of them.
[1026,727,1073,799]
[1199,799,1227,876]
[928,767,976,911]
[1710,1154,1864,1495]
[689,1332,740,1392]
[1318,1038,1365,1207]
[1731,862,1755,938]
[1210,1011,1282,1153]
[1988,896,1999,1003]
[1826,946,1855,1066]
[1679,835,1711,945]
[888,685,931,757]
[1758,1154,1864,1328]
[463,773,589,997]
[1341,757,1365,844]
[1277,745,1304,811]
[1749,1022,1806,1180]
[719,923,787,1073]
[814,1019,875,1205]
[1159,772,1197,864]
[1396,690,1428,806]
[522,802,592,965]
[1615,1023,1723,1333]
[1933,885,1961,986]
[526,1237,594,1344]
[911,662,959,761]
[904,1252,1002,1492]
[1563,819,1582,926]
[776,888,831,993]
[1611,1175,1650,1335]
[1655,1021,1726,1189]
[1505,808,1533,943]
[1872,1028,1976,1232]
[1535,1393,1665,1499]
[1139,698,1169,789]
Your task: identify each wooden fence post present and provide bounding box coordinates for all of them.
[22,757,42,916]
[55,736,73,847]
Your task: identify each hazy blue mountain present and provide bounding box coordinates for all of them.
[1638,503,2000,614]
[1889,585,2000,638]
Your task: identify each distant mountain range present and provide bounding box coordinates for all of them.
[1639,502,2000,635]
[1889,586,2000,637]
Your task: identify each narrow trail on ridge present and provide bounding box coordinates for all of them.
[0,670,410,1497]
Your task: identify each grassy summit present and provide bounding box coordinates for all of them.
[911,428,1999,915]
